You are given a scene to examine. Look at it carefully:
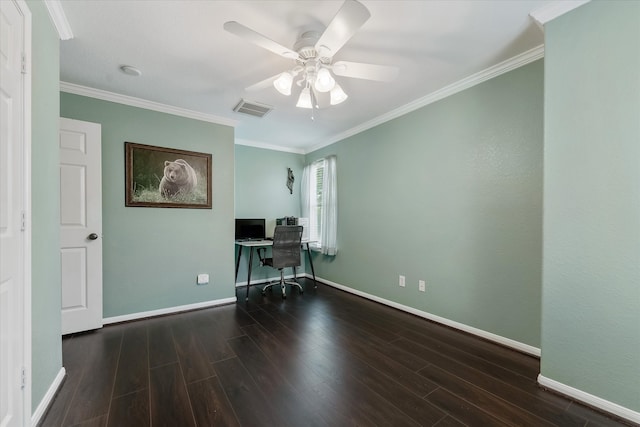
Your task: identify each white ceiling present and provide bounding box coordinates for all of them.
[58,0,551,153]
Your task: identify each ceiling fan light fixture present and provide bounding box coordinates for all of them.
[330,84,348,105]
[225,0,398,113]
[296,87,313,109]
[273,71,293,96]
[314,67,336,92]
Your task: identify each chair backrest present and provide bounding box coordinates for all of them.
[271,225,303,269]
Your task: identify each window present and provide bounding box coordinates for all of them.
[301,156,337,255]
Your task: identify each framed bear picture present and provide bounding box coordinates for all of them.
[125,142,212,209]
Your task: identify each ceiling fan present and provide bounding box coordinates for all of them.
[224,0,398,111]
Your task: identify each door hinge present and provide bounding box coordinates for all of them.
[21,367,26,390]
[21,211,26,231]
[21,52,27,74]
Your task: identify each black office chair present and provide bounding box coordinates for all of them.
[258,225,304,299]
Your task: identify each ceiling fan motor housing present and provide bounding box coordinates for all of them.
[294,31,331,64]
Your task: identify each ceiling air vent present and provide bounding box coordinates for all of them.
[233,99,273,118]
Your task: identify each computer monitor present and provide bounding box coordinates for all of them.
[235,218,266,240]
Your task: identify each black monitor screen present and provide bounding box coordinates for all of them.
[235,218,266,240]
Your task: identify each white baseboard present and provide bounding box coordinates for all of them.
[311,274,541,357]
[32,367,66,426]
[102,297,237,325]
[311,275,639,422]
[538,374,640,424]
[235,273,302,287]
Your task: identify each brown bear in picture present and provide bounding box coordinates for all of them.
[159,159,198,199]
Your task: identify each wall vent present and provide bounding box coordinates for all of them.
[233,99,273,118]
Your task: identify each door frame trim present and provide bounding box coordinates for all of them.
[14,0,32,421]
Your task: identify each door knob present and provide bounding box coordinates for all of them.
[88,233,98,240]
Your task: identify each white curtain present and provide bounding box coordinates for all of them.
[300,165,311,226]
[300,156,337,256]
[320,155,338,255]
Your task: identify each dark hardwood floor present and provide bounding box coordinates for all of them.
[40,279,634,427]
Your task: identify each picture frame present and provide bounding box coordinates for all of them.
[125,142,212,209]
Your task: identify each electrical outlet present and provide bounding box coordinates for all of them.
[399,275,406,287]
[197,274,209,285]
[419,280,426,292]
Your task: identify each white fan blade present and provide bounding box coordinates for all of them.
[315,0,371,58]
[245,74,280,92]
[332,61,399,82]
[224,21,300,60]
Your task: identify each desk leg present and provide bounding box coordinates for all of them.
[235,245,243,282]
[306,243,318,288]
[245,247,254,301]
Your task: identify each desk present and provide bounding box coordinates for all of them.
[235,240,317,301]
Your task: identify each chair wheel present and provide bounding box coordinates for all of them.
[282,295,287,300]
[261,291,266,296]
[300,289,304,295]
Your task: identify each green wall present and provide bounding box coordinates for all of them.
[60,93,236,318]
[234,144,305,282]
[307,60,544,347]
[28,0,637,419]
[28,0,63,413]
[542,1,640,411]
[235,144,304,232]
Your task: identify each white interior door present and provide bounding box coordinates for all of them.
[60,118,103,335]
[0,0,28,425]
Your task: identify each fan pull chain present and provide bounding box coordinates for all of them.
[310,88,317,120]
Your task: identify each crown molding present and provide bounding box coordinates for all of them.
[61,42,543,155]
[44,0,73,40]
[306,44,544,154]
[529,1,590,27]
[235,138,305,155]
[60,82,238,127]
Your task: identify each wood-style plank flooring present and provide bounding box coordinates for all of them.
[40,279,634,427]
